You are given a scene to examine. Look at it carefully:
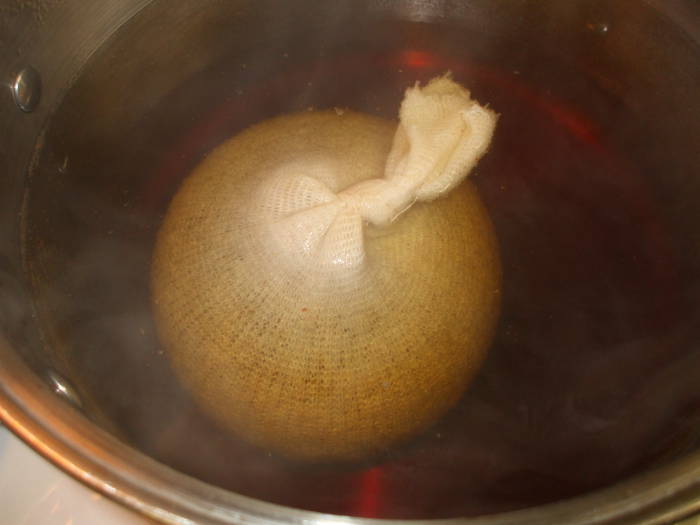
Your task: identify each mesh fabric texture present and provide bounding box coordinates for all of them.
[152,77,500,461]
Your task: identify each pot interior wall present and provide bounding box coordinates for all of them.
[14,0,700,519]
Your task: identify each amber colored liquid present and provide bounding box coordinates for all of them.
[30,41,700,518]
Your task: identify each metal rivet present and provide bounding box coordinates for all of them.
[45,370,83,409]
[12,66,42,113]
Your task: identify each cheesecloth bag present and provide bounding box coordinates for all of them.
[152,75,501,461]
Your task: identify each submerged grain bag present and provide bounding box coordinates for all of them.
[152,76,501,460]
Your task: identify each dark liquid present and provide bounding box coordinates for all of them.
[24,17,700,519]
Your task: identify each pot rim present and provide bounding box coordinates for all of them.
[1,0,699,522]
[2,337,700,525]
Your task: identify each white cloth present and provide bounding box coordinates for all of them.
[252,75,497,277]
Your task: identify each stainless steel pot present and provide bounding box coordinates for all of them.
[2,0,700,522]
